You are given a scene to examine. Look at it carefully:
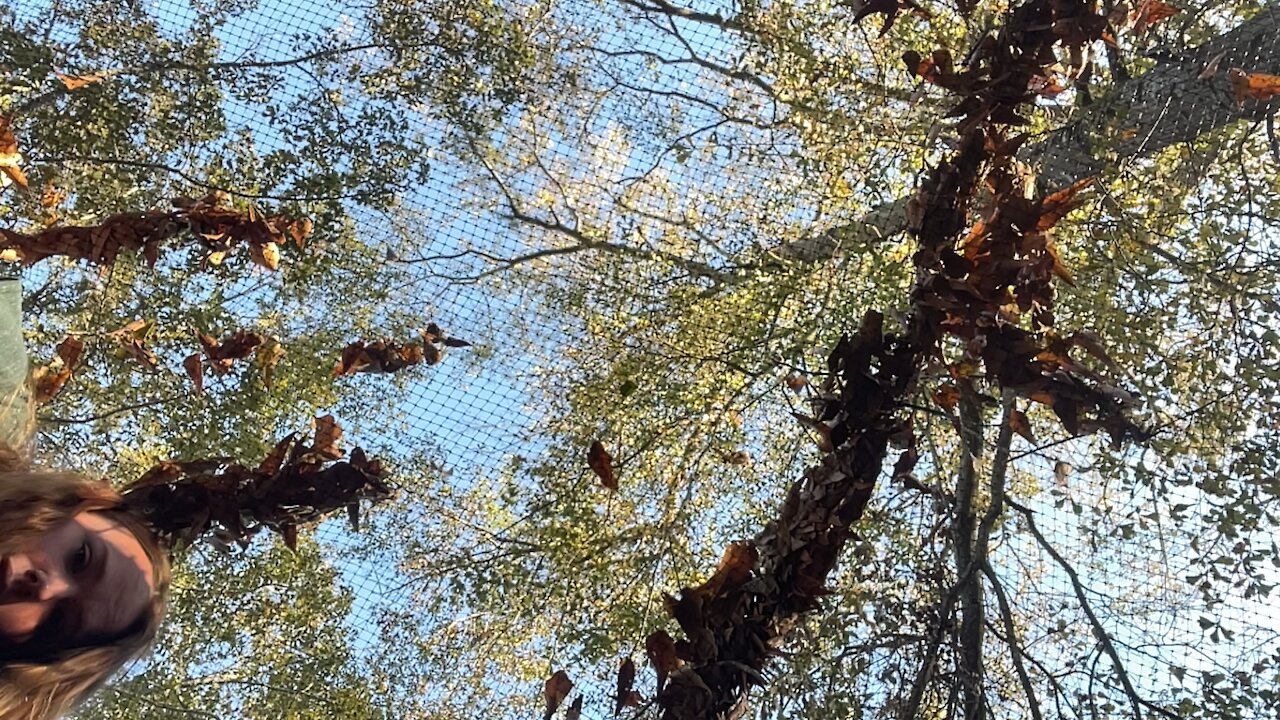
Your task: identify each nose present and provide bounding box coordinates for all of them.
[3,555,71,602]
[8,567,50,600]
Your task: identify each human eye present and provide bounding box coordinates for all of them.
[68,541,92,575]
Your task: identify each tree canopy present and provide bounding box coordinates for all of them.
[1,0,1278,718]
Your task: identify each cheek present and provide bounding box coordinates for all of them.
[0,602,42,641]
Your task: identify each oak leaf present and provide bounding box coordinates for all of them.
[1009,409,1036,443]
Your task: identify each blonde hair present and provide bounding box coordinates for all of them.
[0,461,172,720]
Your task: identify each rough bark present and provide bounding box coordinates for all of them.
[774,4,1280,262]
[650,2,1150,715]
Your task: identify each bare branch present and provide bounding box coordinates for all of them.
[982,561,1046,720]
[1007,498,1145,720]
[38,394,185,425]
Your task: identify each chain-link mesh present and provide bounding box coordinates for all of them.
[2,0,1278,718]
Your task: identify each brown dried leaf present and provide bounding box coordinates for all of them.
[0,119,26,191]
[588,440,617,490]
[422,341,441,365]
[249,241,281,271]
[114,318,150,339]
[121,340,160,370]
[1069,330,1119,369]
[1131,0,1179,34]
[1044,238,1076,285]
[130,461,183,489]
[289,218,313,246]
[281,524,298,552]
[543,670,573,720]
[55,336,84,369]
[1198,50,1227,80]
[334,342,371,376]
[694,542,758,599]
[564,697,583,720]
[615,658,636,717]
[255,337,285,388]
[258,433,297,475]
[1,165,28,191]
[1037,178,1093,231]
[932,383,961,411]
[312,414,344,461]
[791,412,834,452]
[1009,409,1036,443]
[54,71,106,90]
[1228,68,1280,103]
[645,630,681,692]
[32,366,72,405]
[182,352,204,395]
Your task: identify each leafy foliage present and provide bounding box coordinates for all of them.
[0,0,1277,717]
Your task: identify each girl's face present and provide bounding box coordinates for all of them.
[0,512,155,655]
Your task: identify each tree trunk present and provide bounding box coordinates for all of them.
[773,4,1280,263]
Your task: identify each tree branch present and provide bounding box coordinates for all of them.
[982,560,1045,720]
[38,394,184,425]
[1007,498,1145,720]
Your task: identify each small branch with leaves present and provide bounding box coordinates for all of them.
[333,323,472,377]
[121,415,393,551]
[0,191,312,270]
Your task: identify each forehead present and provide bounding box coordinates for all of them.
[75,513,155,640]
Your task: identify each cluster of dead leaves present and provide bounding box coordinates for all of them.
[897,0,1147,450]
[333,324,471,377]
[0,116,310,267]
[0,190,310,269]
[590,2,1155,719]
[183,329,278,394]
[31,336,85,404]
[102,320,472,396]
[121,414,393,549]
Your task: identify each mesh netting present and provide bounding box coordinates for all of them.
[2,0,1279,718]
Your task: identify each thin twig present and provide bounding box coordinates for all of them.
[982,561,1045,720]
[38,393,185,425]
[1007,498,1144,720]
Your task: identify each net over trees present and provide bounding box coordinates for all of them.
[1,0,1278,718]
